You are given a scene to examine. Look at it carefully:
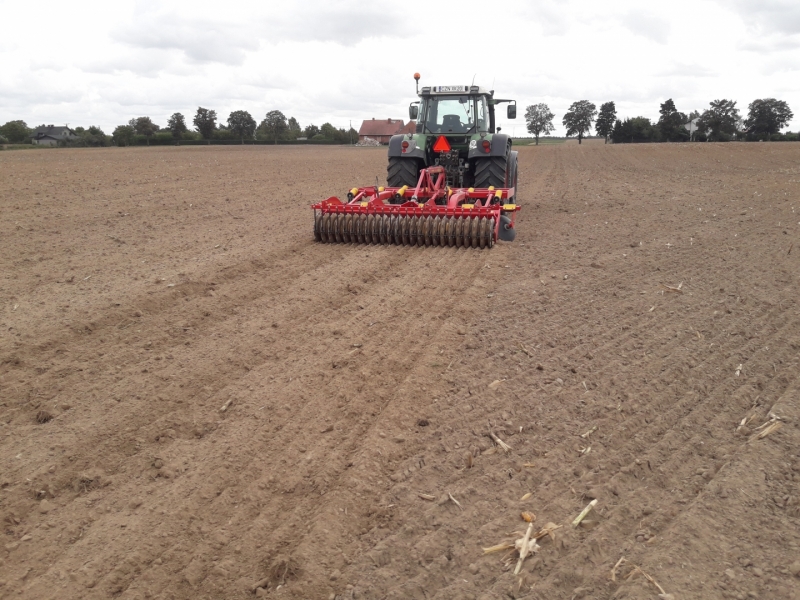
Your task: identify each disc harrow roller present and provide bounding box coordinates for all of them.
[315,213,496,248]
[311,166,520,249]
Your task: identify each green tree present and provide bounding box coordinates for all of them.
[260,110,288,144]
[112,125,136,147]
[562,100,597,144]
[73,125,109,147]
[303,124,320,139]
[329,126,357,144]
[595,101,617,144]
[524,103,555,145]
[227,110,256,144]
[167,112,188,141]
[320,122,337,140]
[287,117,302,139]
[0,120,31,143]
[657,99,689,142]
[697,99,740,141]
[128,117,159,145]
[745,98,793,139]
[193,107,217,144]
[611,117,661,144]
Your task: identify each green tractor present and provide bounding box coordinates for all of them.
[387,73,518,199]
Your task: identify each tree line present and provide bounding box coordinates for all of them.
[0,108,358,147]
[3,98,795,148]
[524,98,795,145]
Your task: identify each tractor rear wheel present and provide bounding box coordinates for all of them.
[387,157,420,188]
[474,156,507,189]
[506,151,518,201]
[474,151,518,201]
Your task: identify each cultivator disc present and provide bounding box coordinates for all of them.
[311,166,519,248]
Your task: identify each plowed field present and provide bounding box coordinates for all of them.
[1,142,799,600]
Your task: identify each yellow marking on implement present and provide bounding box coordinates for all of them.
[418,202,426,207]
[378,186,385,192]
[503,203,517,211]
[350,188,359,195]
[488,186,495,191]
[397,185,409,196]
[360,202,369,207]
[494,190,503,199]
[462,204,475,209]
[468,187,475,193]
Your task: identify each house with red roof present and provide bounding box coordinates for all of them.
[398,121,416,135]
[358,118,416,144]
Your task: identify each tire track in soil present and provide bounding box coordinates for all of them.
[1,239,361,498]
[374,144,680,593]
[8,240,500,599]
[170,245,512,596]
[521,307,800,599]
[170,245,494,600]
[488,146,796,600]
[0,144,398,596]
[325,144,800,600]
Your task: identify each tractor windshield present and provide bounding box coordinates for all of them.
[421,95,482,134]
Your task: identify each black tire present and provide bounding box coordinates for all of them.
[474,155,508,189]
[387,157,420,188]
[506,150,518,202]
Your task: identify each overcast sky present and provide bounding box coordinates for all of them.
[1,0,798,136]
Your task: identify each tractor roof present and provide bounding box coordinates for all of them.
[419,85,492,96]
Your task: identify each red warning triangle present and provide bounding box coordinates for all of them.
[433,135,451,152]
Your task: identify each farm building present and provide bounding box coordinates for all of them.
[31,125,78,146]
[358,118,415,144]
[398,121,416,135]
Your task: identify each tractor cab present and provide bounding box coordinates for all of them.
[415,90,490,134]
[410,81,517,133]
[412,86,497,136]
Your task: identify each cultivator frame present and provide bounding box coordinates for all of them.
[312,166,519,248]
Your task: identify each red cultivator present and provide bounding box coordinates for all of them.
[312,166,520,248]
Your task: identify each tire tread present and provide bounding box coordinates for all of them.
[387,157,419,188]
[474,156,508,188]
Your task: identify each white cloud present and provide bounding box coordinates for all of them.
[0,0,797,134]
[738,35,800,52]
[728,0,800,35]
[621,10,671,44]
[111,0,414,66]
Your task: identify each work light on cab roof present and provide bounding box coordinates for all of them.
[311,72,521,248]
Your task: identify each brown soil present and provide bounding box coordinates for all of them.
[1,143,799,600]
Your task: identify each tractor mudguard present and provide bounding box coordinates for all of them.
[467,133,511,160]
[388,134,426,160]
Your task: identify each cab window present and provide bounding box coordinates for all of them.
[423,96,475,134]
[476,97,489,132]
